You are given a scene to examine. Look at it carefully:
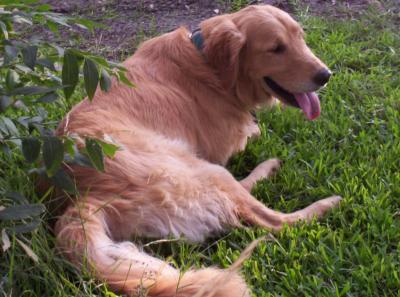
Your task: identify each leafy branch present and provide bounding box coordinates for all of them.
[0,0,131,251]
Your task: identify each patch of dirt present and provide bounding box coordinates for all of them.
[40,0,398,60]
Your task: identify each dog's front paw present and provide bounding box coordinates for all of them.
[319,195,342,208]
[253,158,282,179]
[249,124,261,139]
[312,195,342,218]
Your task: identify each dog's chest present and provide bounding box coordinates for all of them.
[194,115,256,165]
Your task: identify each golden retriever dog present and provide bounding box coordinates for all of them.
[54,5,341,297]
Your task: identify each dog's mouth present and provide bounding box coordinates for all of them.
[263,77,321,121]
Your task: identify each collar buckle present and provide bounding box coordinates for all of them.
[190,28,204,51]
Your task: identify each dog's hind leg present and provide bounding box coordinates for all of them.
[240,158,282,192]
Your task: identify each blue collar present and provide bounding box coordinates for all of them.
[189,28,204,51]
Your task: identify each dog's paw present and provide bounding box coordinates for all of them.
[313,195,342,216]
[325,195,342,205]
[267,158,282,175]
[249,124,261,139]
[253,158,282,178]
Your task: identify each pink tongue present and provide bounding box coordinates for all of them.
[294,92,321,120]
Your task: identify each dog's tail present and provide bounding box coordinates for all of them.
[55,201,251,297]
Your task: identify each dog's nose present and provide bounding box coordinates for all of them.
[313,69,331,86]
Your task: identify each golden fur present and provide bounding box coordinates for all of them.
[54,5,341,296]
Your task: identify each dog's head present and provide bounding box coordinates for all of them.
[200,5,331,120]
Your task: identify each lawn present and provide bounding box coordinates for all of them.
[1,3,400,297]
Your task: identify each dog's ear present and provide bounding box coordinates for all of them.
[202,18,245,90]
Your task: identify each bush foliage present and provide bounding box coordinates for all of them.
[0,0,128,248]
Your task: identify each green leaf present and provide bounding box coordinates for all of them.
[5,192,28,205]
[62,50,80,99]
[66,48,85,58]
[0,116,19,137]
[36,58,56,71]
[46,14,70,28]
[85,138,104,172]
[12,15,33,26]
[1,229,11,252]
[36,4,51,12]
[21,46,38,70]
[86,55,108,67]
[22,137,41,163]
[1,143,11,157]
[7,220,41,234]
[0,20,8,39]
[0,204,45,221]
[1,0,37,5]
[14,64,32,73]
[73,18,102,32]
[0,117,8,134]
[97,139,118,158]
[100,68,112,92]
[35,92,59,103]
[83,58,99,100]
[117,70,135,87]
[107,61,126,70]
[5,69,20,91]
[4,45,18,63]
[49,169,77,194]
[63,137,75,157]
[0,96,12,112]
[45,20,59,33]
[51,43,64,56]
[42,136,64,177]
[67,151,93,168]
[10,86,62,96]
[15,238,38,263]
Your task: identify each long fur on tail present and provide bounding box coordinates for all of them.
[55,200,252,297]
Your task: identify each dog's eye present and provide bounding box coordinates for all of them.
[271,44,286,54]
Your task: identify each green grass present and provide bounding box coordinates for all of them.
[1,7,400,297]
